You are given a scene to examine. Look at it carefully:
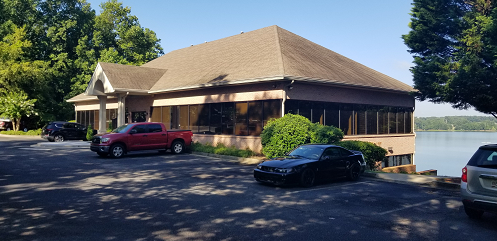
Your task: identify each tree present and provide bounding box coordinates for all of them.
[403,0,497,118]
[0,90,37,131]
[0,0,163,125]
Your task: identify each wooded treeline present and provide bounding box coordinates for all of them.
[0,0,163,129]
[415,116,497,131]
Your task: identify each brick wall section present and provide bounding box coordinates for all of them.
[194,134,264,153]
[343,134,416,157]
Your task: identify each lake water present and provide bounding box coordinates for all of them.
[415,131,497,177]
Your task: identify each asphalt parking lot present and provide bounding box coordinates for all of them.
[1,138,496,240]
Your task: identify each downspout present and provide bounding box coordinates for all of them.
[282,80,294,117]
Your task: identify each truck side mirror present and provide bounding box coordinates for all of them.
[130,129,137,134]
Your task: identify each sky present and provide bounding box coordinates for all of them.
[85,0,489,117]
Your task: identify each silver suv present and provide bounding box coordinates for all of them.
[461,144,497,218]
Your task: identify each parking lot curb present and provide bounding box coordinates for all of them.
[31,141,91,149]
[364,171,460,190]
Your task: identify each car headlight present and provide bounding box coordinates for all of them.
[257,164,263,169]
[101,138,110,143]
[274,168,294,173]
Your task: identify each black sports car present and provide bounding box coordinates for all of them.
[254,144,366,187]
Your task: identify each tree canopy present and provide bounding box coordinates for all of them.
[403,0,497,118]
[0,0,163,126]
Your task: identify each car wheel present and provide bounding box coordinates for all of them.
[464,205,484,219]
[110,144,125,158]
[54,134,64,142]
[348,163,361,181]
[97,152,108,157]
[171,140,184,154]
[300,168,315,187]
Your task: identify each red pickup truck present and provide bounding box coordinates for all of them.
[90,122,193,158]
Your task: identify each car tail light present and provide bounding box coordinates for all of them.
[462,166,467,183]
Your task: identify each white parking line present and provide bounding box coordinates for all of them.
[377,199,437,215]
[18,148,52,151]
[286,181,370,194]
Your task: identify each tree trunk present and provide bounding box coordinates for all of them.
[13,118,20,132]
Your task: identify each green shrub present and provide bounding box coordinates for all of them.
[261,114,313,158]
[336,140,387,170]
[86,124,94,141]
[310,123,344,144]
[0,129,42,135]
[107,122,113,132]
[260,114,345,158]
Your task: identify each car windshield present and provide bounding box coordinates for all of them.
[111,124,134,133]
[288,146,326,160]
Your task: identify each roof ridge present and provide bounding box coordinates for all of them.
[274,26,286,76]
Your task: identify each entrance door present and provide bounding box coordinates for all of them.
[132,111,147,122]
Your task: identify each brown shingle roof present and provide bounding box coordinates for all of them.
[90,25,412,94]
[99,62,167,90]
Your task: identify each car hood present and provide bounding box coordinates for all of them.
[94,132,124,138]
[260,156,316,168]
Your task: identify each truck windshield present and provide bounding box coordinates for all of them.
[111,124,135,133]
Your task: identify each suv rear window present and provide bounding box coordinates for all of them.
[467,147,497,168]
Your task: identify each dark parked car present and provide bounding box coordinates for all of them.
[254,144,366,187]
[0,118,13,131]
[461,144,497,218]
[41,121,88,142]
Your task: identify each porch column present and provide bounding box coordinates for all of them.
[117,93,128,127]
[98,95,107,134]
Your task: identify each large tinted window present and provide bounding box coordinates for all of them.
[388,108,397,134]
[312,102,324,124]
[162,106,171,129]
[248,101,263,136]
[340,104,353,135]
[222,103,234,135]
[324,103,339,128]
[235,102,248,135]
[198,104,210,134]
[189,105,199,133]
[210,103,222,134]
[151,107,161,122]
[263,100,281,126]
[298,101,311,120]
[285,100,298,115]
[355,105,366,135]
[366,106,378,135]
[378,107,389,134]
[179,105,189,130]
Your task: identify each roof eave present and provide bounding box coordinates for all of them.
[148,76,286,94]
[147,75,413,95]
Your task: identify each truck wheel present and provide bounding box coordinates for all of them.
[171,141,184,154]
[110,144,125,158]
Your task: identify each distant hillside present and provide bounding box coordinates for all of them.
[415,116,497,131]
